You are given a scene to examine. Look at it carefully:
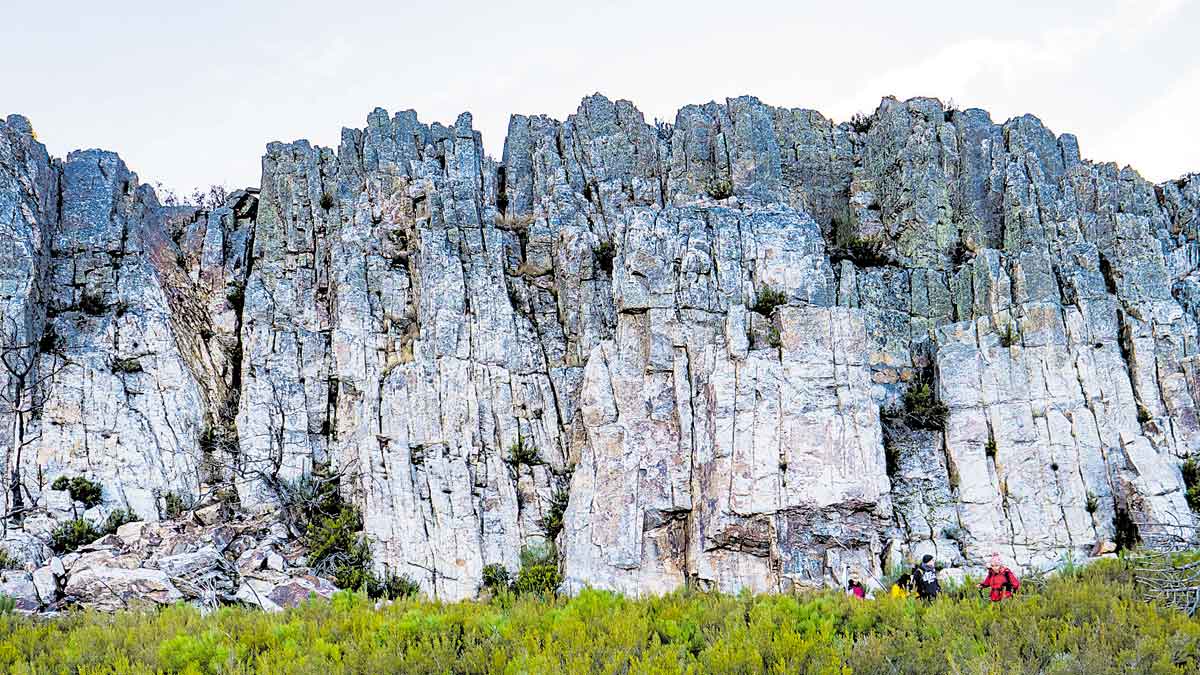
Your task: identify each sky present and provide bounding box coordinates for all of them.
[3,0,1198,195]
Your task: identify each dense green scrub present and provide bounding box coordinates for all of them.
[0,559,1197,674]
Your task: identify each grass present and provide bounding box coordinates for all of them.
[0,559,1196,673]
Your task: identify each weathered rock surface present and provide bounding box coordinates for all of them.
[1,94,1198,607]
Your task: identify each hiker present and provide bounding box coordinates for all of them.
[889,572,912,599]
[979,552,1020,602]
[911,554,941,600]
[847,573,866,599]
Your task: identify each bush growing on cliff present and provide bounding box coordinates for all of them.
[705,177,733,200]
[542,487,570,540]
[830,235,894,267]
[50,476,103,508]
[751,286,787,317]
[506,437,540,466]
[101,508,138,535]
[893,381,949,431]
[49,519,101,553]
[1183,458,1200,512]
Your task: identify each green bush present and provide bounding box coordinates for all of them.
[366,571,420,601]
[506,437,540,466]
[101,508,139,535]
[49,518,101,553]
[705,178,733,200]
[1183,458,1200,512]
[513,543,561,596]
[306,504,372,590]
[886,381,949,431]
[766,326,781,349]
[481,563,511,594]
[319,191,336,210]
[831,236,893,267]
[542,488,569,540]
[751,286,787,317]
[163,490,195,518]
[50,475,103,508]
[0,558,1197,673]
[0,595,13,616]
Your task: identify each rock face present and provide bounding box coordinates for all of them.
[1,94,1198,605]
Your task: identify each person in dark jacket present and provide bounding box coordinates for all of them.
[978,552,1020,602]
[911,554,941,600]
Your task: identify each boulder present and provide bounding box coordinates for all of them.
[156,547,238,600]
[0,571,41,611]
[63,567,183,611]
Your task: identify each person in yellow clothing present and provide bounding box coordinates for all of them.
[889,572,913,598]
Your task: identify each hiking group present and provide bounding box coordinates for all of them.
[849,552,1020,602]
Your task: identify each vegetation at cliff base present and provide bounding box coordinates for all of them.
[0,558,1197,674]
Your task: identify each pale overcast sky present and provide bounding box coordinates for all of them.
[3,0,1197,194]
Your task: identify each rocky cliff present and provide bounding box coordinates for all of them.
[1,94,1198,606]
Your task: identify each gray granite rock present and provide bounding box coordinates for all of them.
[1,93,1198,606]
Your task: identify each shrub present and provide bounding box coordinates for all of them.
[985,438,997,459]
[885,382,949,431]
[1183,458,1200,512]
[751,286,787,317]
[766,326,781,349]
[366,570,420,601]
[0,548,22,570]
[542,488,570,540]
[101,508,138,535]
[850,112,872,133]
[51,476,103,508]
[506,437,540,466]
[50,519,101,553]
[513,544,561,596]
[830,236,893,267]
[481,563,511,594]
[705,178,733,200]
[163,491,195,518]
[111,357,143,374]
[0,595,13,615]
[0,560,1198,672]
[593,240,616,274]
[319,192,335,210]
[1086,491,1101,515]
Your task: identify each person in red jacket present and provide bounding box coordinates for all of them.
[979,553,1020,602]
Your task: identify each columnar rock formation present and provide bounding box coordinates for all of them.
[1,94,1198,603]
